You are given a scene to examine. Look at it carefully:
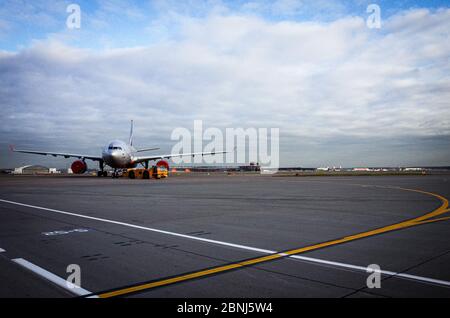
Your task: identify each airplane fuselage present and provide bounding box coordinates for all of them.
[102,140,137,168]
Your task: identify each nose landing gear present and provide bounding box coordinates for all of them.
[112,169,120,178]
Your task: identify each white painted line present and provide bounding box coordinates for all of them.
[12,258,97,297]
[393,273,450,287]
[0,248,5,253]
[286,255,450,287]
[1,198,449,288]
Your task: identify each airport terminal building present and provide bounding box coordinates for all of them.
[13,165,57,175]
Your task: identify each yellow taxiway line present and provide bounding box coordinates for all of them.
[96,187,449,298]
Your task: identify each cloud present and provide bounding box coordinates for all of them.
[0,0,69,30]
[0,8,449,167]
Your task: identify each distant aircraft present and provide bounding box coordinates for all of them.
[10,120,226,177]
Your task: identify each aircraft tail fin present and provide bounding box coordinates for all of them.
[129,120,134,146]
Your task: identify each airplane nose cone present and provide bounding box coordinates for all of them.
[111,151,121,159]
[107,151,124,166]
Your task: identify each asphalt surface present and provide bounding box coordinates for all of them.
[0,173,449,298]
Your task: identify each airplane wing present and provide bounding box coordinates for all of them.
[134,147,160,153]
[132,150,229,164]
[10,145,103,162]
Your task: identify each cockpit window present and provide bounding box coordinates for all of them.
[108,146,123,150]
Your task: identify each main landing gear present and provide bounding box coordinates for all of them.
[97,161,108,177]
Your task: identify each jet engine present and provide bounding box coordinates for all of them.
[71,160,87,174]
[156,160,169,170]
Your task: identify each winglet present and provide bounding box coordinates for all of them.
[9,144,16,152]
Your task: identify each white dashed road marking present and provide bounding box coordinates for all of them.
[12,258,97,297]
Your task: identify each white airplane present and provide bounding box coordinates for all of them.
[10,120,227,177]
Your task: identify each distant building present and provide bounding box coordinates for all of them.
[239,162,260,172]
[13,165,50,174]
[353,168,372,172]
[316,166,342,172]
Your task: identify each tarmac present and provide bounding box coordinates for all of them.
[0,173,449,298]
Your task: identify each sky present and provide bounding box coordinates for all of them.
[0,0,449,168]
